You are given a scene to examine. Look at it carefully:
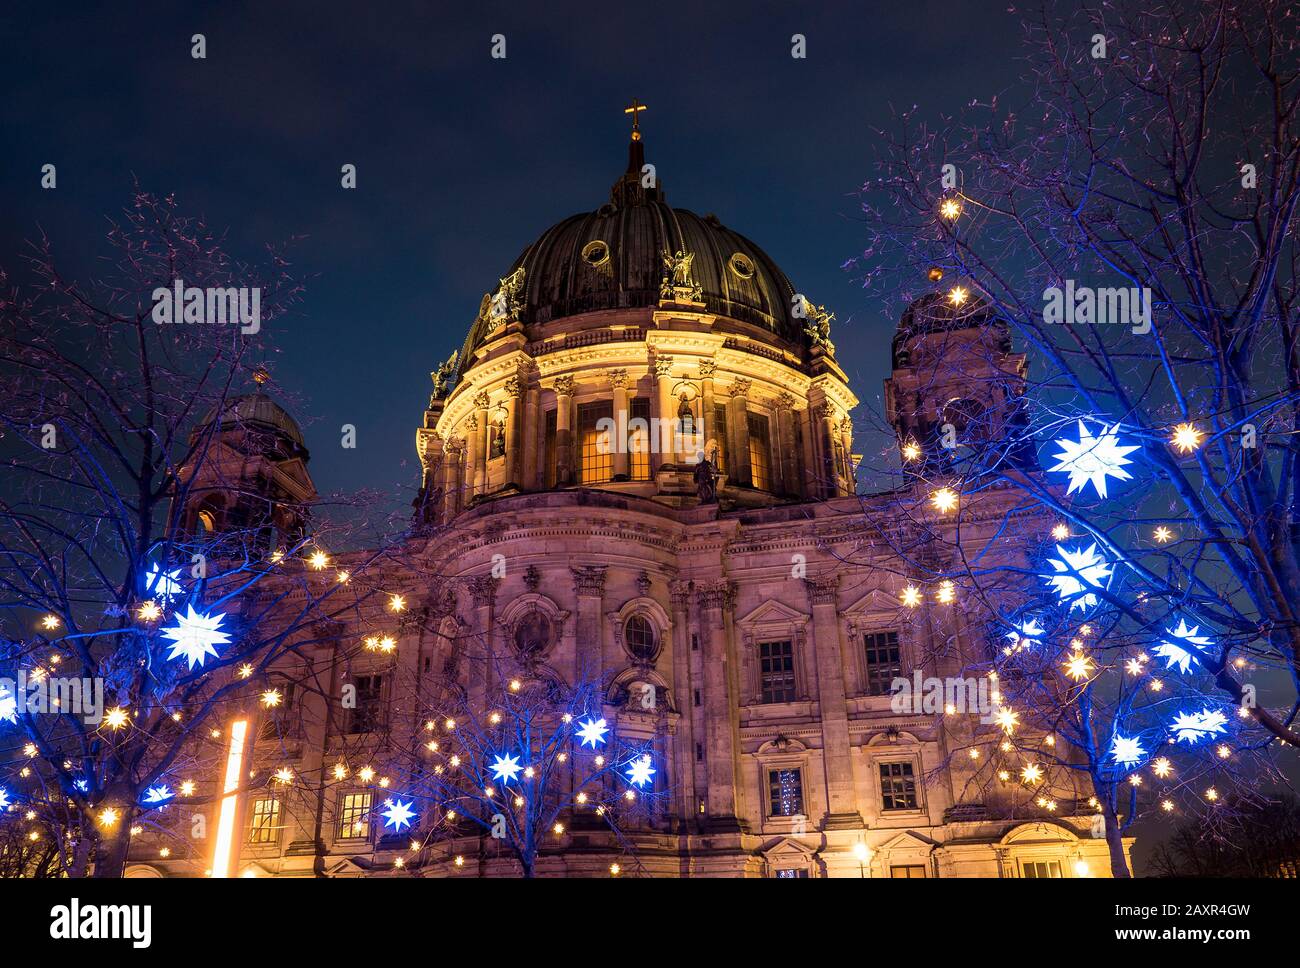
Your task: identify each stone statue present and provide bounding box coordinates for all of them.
[694,454,718,504]
[487,266,527,331]
[661,248,703,302]
[803,301,836,353]
[430,350,460,401]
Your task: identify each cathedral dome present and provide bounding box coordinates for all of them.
[197,393,308,455]
[455,136,811,373]
[892,291,1011,368]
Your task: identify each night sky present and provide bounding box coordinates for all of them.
[0,0,1029,506]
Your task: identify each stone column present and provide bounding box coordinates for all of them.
[504,375,523,486]
[463,414,481,499]
[468,574,498,697]
[653,355,676,468]
[442,438,463,519]
[804,573,863,828]
[522,383,540,490]
[699,361,717,467]
[609,369,630,481]
[669,581,698,829]
[553,376,575,486]
[696,579,745,830]
[726,380,752,488]
[777,392,798,496]
[816,400,838,499]
[471,390,491,495]
[571,566,607,687]
[839,416,854,493]
[798,406,817,499]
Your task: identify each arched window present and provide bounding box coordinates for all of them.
[197,509,217,533]
[624,615,657,662]
[513,609,553,657]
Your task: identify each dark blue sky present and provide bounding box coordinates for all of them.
[1,0,1027,504]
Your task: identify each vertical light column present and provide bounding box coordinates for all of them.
[816,400,839,498]
[211,718,250,878]
[777,392,798,496]
[463,414,481,497]
[669,581,697,827]
[442,438,462,518]
[522,383,540,489]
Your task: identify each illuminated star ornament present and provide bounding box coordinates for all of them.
[143,784,174,806]
[1048,421,1140,498]
[160,605,231,669]
[575,717,609,748]
[1005,617,1045,648]
[144,565,184,601]
[0,789,8,810]
[625,755,656,788]
[490,753,523,784]
[1110,734,1146,767]
[0,682,16,724]
[1152,619,1213,674]
[381,799,417,832]
[1042,543,1112,612]
[1170,708,1229,745]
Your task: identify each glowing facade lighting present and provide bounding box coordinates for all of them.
[211,719,249,878]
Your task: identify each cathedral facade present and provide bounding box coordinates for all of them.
[128,125,1129,879]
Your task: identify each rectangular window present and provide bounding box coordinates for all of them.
[336,791,373,840]
[1022,861,1063,879]
[758,640,796,704]
[767,768,804,817]
[259,682,296,740]
[775,868,809,878]
[578,401,613,484]
[879,761,918,811]
[544,409,557,488]
[891,864,926,878]
[748,412,772,491]
[863,631,902,697]
[346,674,386,734]
[713,404,728,472]
[248,797,282,844]
[629,397,651,481]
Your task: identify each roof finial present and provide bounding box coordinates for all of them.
[623,98,648,141]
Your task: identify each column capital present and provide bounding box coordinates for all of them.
[669,580,692,611]
[570,565,607,597]
[814,400,836,420]
[804,573,840,607]
[698,360,717,378]
[608,368,630,389]
[695,579,736,611]
[552,375,576,397]
[467,574,499,607]
[652,355,674,378]
[472,389,491,410]
[504,375,522,397]
[464,413,478,431]
[728,379,752,398]
[776,391,796,409]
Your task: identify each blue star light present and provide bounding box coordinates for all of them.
[490,753,523,784]
[1110,734,1145,766]
[1005,617,1045,649]
[1048,421,1140,498]
[0,682,16,725]
[1170,708,1229,744]
[144,565,184,601]
[576,717,609,748]
[1042,543,1112,612]
[0,789,9,810]
[381,798,417,832]
[161,605,231,669]
[1152,619,1214,674]
[143,784,174,806]
[625,755,656,788]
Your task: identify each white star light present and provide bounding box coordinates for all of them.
[144,565,183,601]
[143,784,174,805]
[0,682,16,724]
[575,717,609,748]
[161,605,231,669]
[625,755,656,788]
[1005,617,1045,647]
[381,798,417,832]
[1111,734,1146,766]
[1170,708,1229,744]
[0,789,8,810]
[1042,543,1112,612]
[1048,421,1140,498]
[1152,619,1214,674]
[490,753,523,784]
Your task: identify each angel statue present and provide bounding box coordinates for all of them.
[430,349,460,402]
[803,301,836,353]
[661,248,703,301]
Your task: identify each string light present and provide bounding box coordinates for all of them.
[1051,523,1070,540]
[948,286,969,306]
[900,585,922,608]
[901,441,921,461]
[939,198,962,220]
[1153,526,1173,543]
[102,707,130,730]
[40,615,60,631]
[930,487,959,513]
[308,550,329,570]
[389,595,406,612]
[137,600,161,621]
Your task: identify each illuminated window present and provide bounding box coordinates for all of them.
[336,791,373,840]
[747,412,772,490]
[1022,860,1063,879]
[713,405,728,472]
[544,409,556,487]
[629,397,651,481]
[624,614,657,661]
[758,640,796,703]
[248,797,281,844]
[863,631,902,697]
[775,868,808,878]
[767,768,804,817]
[197,509,217,532]
[891,865,926,878]
[259,682,296,740]
[578,401,613,484]
[879,762,918,811]
[345,674,386,734]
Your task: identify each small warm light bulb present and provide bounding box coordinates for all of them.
[180,780,195,796]
[41,615,61,631]
[1153,526,1173,543]
[336,571,350,583]
[102,707,130,730]
[936,580,956,604]
[260,689,282,708]
[939,197,962,220]
[98,807,119,828]
[333,763,348,781]
[1170,423,1204,454]
[930,487,959,513]
[238,664,254,679]
[309,550,329,570]
[509,679,522,692]
[1051,523,1070,540]
[137,600,161,622]
[609,862,621,876]
[900,585,922,608]
[901,441,921,461]
[358,766,375,783]
[553,822,565,835]
[1205,787,1219,802]
[948,286,969,306]
[454,855,465,867]
[389,594,406,612]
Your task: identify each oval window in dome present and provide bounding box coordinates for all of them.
[728,252,755,280]
[581,240,610,268]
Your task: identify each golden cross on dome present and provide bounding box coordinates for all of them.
[623,98,648,140]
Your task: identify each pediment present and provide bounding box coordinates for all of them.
[324,857,368,877]
[842,587,901,617]
[876,830,935,853]
[763,837,817,862]
[735,599,808,629]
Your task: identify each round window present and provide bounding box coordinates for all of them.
[624,615,657,661]
[728,252,755,279]
[582,240,610,268]
[513,609,552,656]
